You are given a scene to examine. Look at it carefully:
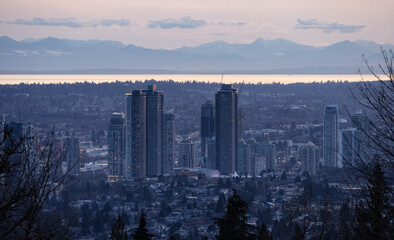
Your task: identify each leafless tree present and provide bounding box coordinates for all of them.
[0,123,74,239]
[280,199,312,240]
[345,48,394,239]
[350,48,394,178]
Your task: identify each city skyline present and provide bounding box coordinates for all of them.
[1,77,391,239]
[0,0,392,238]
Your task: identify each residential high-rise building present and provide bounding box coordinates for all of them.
[130,90,147,179]
[323,105,339,167]
[351,110,368,131]
[215,84,238,175]
[52,137,63,176]
[237,138,250,176]
[6,121,23,143]
[125,93,132,179]
[5,122,24,163]
[246,137,259,176]
[300,141,319,175]
[128,85,164,179]
[178,139,194,168]
[247,136,259,154]
[108,112,125,180]
[350,110,368,165]
[201,100,215,166]
[339,128,363,168]
[206,138,216,169]
[237,109,245,140]
[262,142,276,172]
[145,85,164,177]
[163,113,175,175]
[254,156,265,176]
[22,123,37,148]
[64,135,80,176]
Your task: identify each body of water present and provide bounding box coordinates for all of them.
[0,74,376,85]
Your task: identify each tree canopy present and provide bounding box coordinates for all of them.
[131,211,154,240]
[215,189,255,240]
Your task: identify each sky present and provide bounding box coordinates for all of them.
[0,0,393,49]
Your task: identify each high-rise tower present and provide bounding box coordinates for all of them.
[108,112,125,180]
[178,139,194,168]
[350,110,368,165]
[64,135,80,176]
[351,111,368,131]
[262,141,276,172]
[201,100,215,166]
[163,113,175,175]
[145,85,163,177]
[130,90,147,179]
[237,109,245,140]
[215,84,238,175]
[323,105,339,167]
[128,85,164,179]
[237,138,250,176]
[339,128,358,168]
[300,141,319,175]
[125,93,132,179]
[339,110,368,168]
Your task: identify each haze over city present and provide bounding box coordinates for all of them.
[0,1,392,240]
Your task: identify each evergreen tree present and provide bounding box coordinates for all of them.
[110,214,128,240]
[354,162,393,240]
[132,211,154,240]
[215,193,226,213]
[215,189,255,240]
[257,223,273,240]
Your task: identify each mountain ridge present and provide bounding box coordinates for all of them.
[0,36,392,73]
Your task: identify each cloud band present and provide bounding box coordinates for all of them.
[147,16,207,29]
[6,18,131,28]
[296,18,365,33]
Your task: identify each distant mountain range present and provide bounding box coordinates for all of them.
[0,36,392,74]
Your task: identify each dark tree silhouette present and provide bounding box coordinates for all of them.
[0,124,72,239]
[337,201,353,240]
[215,193,226,213]
[354,162,393,240]
[280,199,311,240]
[215,189,255,240]
[111,214,128,240]
[348,49,394,239]
[132,211,154,240]
[352,48,394,178]
[257,223,273,240]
